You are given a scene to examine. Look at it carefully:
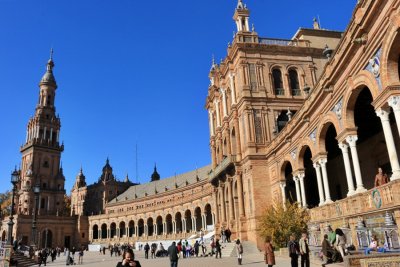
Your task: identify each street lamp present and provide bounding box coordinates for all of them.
[31,184,40,249]
[7,169,19,246]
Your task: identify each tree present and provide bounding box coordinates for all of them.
[63,194,71,216]
[0,191,12,218]
[258,201,309,248]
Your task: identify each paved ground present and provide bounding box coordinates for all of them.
[37,250,329,267]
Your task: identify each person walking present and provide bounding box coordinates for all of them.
[78,248,84,264]
[144,243,150,259]
[299,232,310,267]
[264,236,275,267]
[168,241,179,267]
[236,239,244,265]
[215,239,222,259]
[288,234,299,267]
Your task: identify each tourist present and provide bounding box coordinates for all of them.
[236,239,243,265]
[335,228,346,259]
[116,248,141,267]
[168,241,179,267]
[215,239,222,258]
[299,233,310,267]
[194,240,200,257]
[288,234,299,267]
[151,243,157,258]
[327,226,335,247]
[226,228,232,242]
[78,248,84,264]
[71,246,76,260]
[364,235,385,255]
[264,236,275,267]
[321,234,332,267]
[144,243,150,259]
[221,228,226,243]
[375,167,388,187]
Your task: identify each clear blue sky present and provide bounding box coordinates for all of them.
[0,0,356,194]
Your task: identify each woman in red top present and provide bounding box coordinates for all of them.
[264,236,275,266]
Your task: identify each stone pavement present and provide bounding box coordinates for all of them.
[35,250,328,267]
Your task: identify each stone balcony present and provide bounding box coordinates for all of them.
[20,138,64,152]
[309,180,400,223]
[208,155,237,183]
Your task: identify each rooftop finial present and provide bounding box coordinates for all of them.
[237,0,245,9]
[50,48,54,61]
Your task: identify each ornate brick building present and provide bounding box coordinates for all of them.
[70,159,134,216]
[1,52,87,249]
[208,0,400,249]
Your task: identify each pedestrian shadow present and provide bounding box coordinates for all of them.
[242,260,264,265]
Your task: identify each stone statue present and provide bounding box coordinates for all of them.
[374,167,388,187]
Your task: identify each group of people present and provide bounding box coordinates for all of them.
[220,228,232,243]
[287,232,311,267]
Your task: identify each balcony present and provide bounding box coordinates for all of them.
[309,180,400,223]
[259,38,310,47]
[275,88,285,96]
[208,155,236,182]
[291,89,302,96]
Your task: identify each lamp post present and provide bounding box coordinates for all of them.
[31,184,40,249]
[7,169,19,246]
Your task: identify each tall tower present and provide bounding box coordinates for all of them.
[18,50,65,216]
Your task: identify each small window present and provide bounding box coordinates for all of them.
[40,198,45,208]
[43,161,49,168]
[56,202,60,206]
[43,183,47,189]
[289,69,300,96]
[82,233,85,238]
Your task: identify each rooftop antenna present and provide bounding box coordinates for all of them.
[318,15,322,29]
[135,143,139,184]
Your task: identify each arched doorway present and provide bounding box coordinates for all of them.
[325,123,347,201]
[353,87,394,188]
[138,219,144,237]
[156,216,163,235]
[41,229,52,248]
[283,161,296,203]
[110,223,116,238]
[119,221,125,238]
[175,213,182,233]
[194,207,202,231]
[128,220,135,237]
[184,210,192,233]
[101,224,107,239]
[301,146,319,207]
[147,218,154,236]
[166,214,173,235]
[93,225,99,240]
[205,204,213,229]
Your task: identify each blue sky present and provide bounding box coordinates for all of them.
[0,0,356,193]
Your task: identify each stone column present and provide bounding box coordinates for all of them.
[279,181,286,208]
[319,158,332,203]
[338,142,356,196]
[215,101,221,127]
[208,111,215,136]
[220,184,227,222]
[213,189,220,224]
[313,162,325,205]
[298,172,307,207]
[388,95,400,139]
[182,219,186,233]
[376,108,400,180]
[135,226,138,237]
[345,135,367,192]
[220,88,228,117]
[202,214,206,230]
[237,174,245,217]
[293,175,302,204]
[227,178,235,220]
[229,72,237,104]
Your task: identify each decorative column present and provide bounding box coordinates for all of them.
[313,162,325,205]
[220,184,227,222]
[388,95,400,139]
[220,88,228,117]
[279,181,286,209]
[229,72,237,104]
[345,135,367,192]
[202,214,206,230]
[319,158,332,203]
[298,172,307,208]
[227,178,235,220]
[213,189,220,224]
[338,142,356,196]
[215,101,221,127]
[293,175,302,204]
[376,108,400,180]
[135,225,138,237]
[237,174,245,217]
[208,111,215,136]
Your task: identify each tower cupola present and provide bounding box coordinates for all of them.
[233,0,250,32]
[151,164,160,182]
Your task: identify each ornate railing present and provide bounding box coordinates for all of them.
[309,180,400,222]
[208,155,236,182]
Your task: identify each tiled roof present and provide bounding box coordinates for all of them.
[108,165,211,204]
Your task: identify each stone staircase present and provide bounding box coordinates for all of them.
[221,242,237,257]
[11,253,37,267]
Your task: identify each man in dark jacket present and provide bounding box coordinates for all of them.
[144,243,150,259]
[168,242,179,267]
[288,234,300,267]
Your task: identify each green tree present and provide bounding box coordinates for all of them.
[0,191,12,218]
[258,201,309,248]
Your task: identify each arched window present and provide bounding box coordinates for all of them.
[272,69,284,95]
[288,69,300,96]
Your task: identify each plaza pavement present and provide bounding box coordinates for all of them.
[36,250,331,267]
